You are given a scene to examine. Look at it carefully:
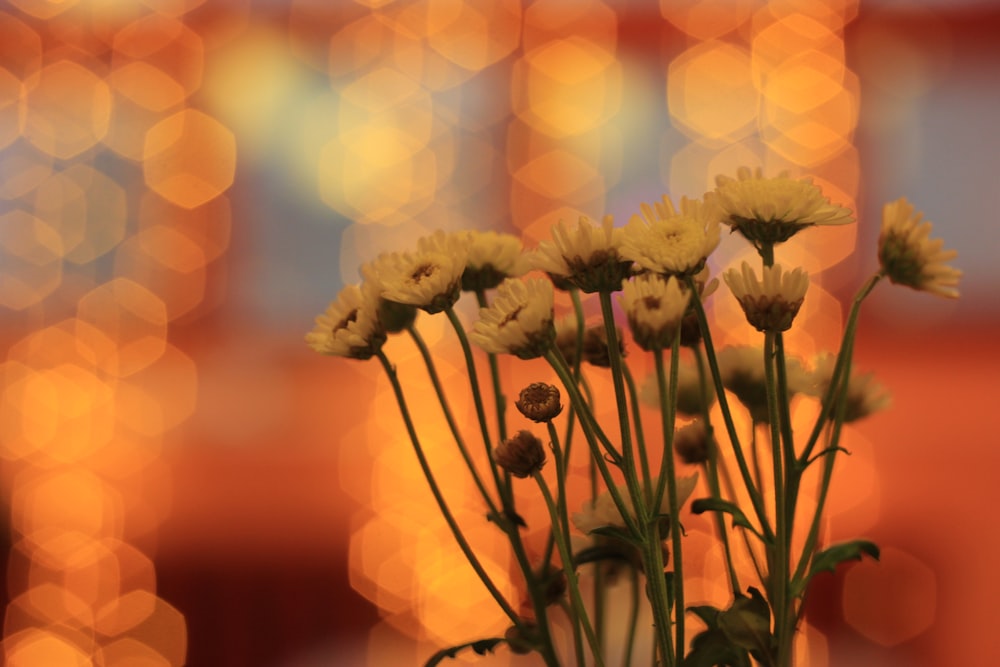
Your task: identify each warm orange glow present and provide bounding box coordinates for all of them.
[143,110,236,209]
[23,60,111,160]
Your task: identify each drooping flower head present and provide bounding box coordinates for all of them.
[716,345,811,423]
[619,274,691,351]
[674,419,712,465]
[878,197,961,298]
[572,474,699,534]
[639,356,716,417]
[494,430,546,478]
[714,166,854,245]
[531,215,631,293]
[554,315,625,368]
[365,242,466,314]
[305,282,386,360]
[469,278,555,359]
[723,261,809,333]
[439,230,529,292]
[807,353,892,423]
[621,195,721,277]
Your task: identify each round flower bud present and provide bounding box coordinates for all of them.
[494,430,546,478]
[505,623,537,655]
[515,383,562,423]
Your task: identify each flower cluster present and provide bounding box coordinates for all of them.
[306,168,960,667]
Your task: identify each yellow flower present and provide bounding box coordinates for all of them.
[714,166,854,244]
[621,195,721,277]
[305,282,385,359]
[469,278,555,359]
[808,353,891,423]
[716,345,811,423]
[461,230,529,291]
[531,215,631,293]
[619,274,691,351]
[365,247,465,314]
[723,261,809,332]
[878,197,961,298]
[572,474,699,534]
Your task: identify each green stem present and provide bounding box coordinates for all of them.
[545,349,639,538]
[694,345,740,595]
[547,420,585,666]
[623,565,641,667]
[764,333,790,667]
[534,472,605,666]
[406,324,499,517]
[475,289,507,443]
[653,339,685,661]
[444,306,508,506]
[799,273,882,464]
[376,351,518,624]
[623,362,653,496]
[685,278,774,542]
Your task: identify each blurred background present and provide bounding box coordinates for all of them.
[1,0,998,665]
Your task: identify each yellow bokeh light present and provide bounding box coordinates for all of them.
[668,41,756,143]
[23,59,111,160]
[513,149,603,200]
[752,14,843,90]
[514,37,621,139]
[143,109,236,209]
[114,228,208,321]
[3,628,93,667]
[76,278,168,378]
[424,0,521,72]
[33,164,128,265]
[0,140,53,200]
[661,0,754,40]
[760,50,846,114]
[0,209,63,310]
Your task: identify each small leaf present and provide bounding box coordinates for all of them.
[717,588,774,661]
[573,543,636,569]
[690,498,768,543]
[683,627,752,667]
[808,540,880,580]
[687,604,722,628]
[424,638,505,666]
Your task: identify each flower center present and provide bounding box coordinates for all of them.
[499,306,523,328]
[409,263,438,283]
[642,295,662,311]
[334,308,359,331]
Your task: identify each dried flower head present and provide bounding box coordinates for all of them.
[469,278,555,359]
[531,215,632,293]
[494,430,546,478]
[714,166,854,245]
[305,282,386,359]
[365,246,465,314]
[516,383,563,423]
[807,353,892,423]
[674,419,711,465]
[619,274,692,351]
[716,345,811,423]
[878,197,961,298]
[458,230,530,292]
[572,474,699,534]
[621,195,721,277]
[724,261,809,333]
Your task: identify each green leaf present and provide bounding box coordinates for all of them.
[690,498,769,543]
[683,627,752,667]
[424,638,505,666]
[717,588,774,663]
[808,539,880,581]
[687,604,722,627]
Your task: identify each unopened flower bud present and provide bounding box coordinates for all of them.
[494,430,546,478]
[516,383,562,423]
[674,420,711,465]
[541,566,567,606]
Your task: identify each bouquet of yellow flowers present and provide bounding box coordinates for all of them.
[307,167,959,667]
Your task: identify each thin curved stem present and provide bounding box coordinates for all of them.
[376,351,518,624]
